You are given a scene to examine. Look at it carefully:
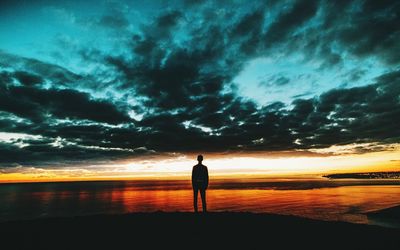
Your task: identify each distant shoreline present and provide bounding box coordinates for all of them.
[323,171,400,179]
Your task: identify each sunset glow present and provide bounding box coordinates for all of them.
[1,146,399,183]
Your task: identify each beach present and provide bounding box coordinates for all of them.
[1,211,400,250]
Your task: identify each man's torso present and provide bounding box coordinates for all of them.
[192,164,207,188]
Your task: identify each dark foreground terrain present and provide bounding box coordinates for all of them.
[367,205,400,228]
[1,212,399,250]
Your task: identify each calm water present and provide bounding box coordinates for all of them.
[1,178,400,225]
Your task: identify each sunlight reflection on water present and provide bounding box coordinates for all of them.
[0,179,399,225]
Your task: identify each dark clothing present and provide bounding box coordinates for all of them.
[192,164,209,190]
[192,163,208,212]
[193,188,206,213]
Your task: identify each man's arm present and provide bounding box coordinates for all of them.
[205,166,209,189]
[191,166,195,187]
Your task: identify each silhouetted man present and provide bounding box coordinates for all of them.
[192,155,209,213]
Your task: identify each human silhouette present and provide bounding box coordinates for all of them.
[192,154,209,213]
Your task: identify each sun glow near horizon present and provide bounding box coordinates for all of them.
[1,146,399,183]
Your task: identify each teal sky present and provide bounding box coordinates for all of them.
[0,0,395,106]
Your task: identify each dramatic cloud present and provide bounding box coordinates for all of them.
[0,0,399,168]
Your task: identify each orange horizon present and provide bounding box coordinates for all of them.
[1,146,399,184]
[1,168,400,184]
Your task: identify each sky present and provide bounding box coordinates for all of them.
[0,0,400,182]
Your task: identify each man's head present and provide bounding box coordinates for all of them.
[197,155,203,163]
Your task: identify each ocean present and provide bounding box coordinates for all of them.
[1,178,399,225]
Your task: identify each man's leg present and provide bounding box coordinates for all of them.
[193,188,199,212]
[200,189,207,212]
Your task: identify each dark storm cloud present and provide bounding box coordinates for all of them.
[333,0,400,64]
[0,78,131,124]
[0,140,143,167]
[156,11,182,29]
[318,0,400,65]
[264,0,318,45]
[291,92,313,99]
[272,0,400,67]
[1,0,400,167]
[0,52,81,86]
[13,71,43,86]
[231,10,264,37]
[347,69,367,83]
[298,70,400,147]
